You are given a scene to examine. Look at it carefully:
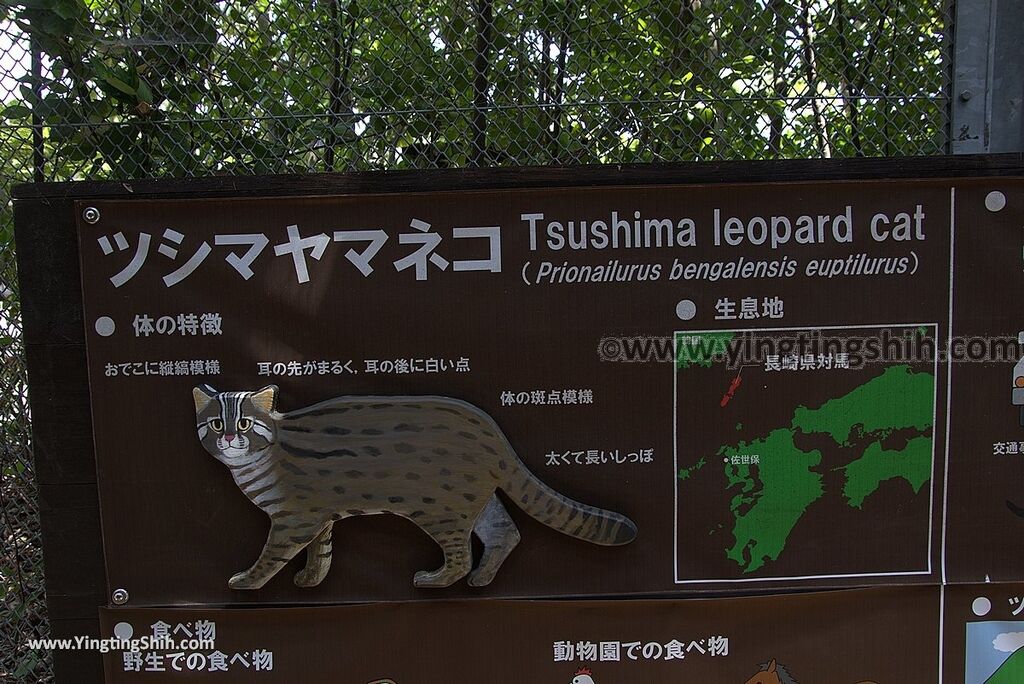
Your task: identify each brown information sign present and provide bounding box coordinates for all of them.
[945,582,1024,683]
[99,586,941,682]
[74,178,1024,605]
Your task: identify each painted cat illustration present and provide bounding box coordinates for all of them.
[193,385,637,590]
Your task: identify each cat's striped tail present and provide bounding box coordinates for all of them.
[503,462,637,546]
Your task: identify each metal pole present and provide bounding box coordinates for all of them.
[951,0,1023,153]
[471,0,492,167]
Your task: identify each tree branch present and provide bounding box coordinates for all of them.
[471,0,492,166]
[835,0,863,155]
[550,1,574,160]
[798,0,831,157]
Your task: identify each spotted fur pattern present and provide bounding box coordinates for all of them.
[193,385,637,589]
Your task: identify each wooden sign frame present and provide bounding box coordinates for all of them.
[14,154,1024,682]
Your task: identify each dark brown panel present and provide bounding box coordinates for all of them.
[944,582,1024,683]
[944,182,1024,582]
[14,159,1024,684]
[76,179,965,603]
[49,618,104,684]
[14,197,106,682]
[37,483,106,618]
[99,586,940,683]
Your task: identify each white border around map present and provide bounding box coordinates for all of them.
[672,321,941,584]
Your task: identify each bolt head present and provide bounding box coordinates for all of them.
[959,90,973,102]
[82,206,101,224]
[111,588,129,605]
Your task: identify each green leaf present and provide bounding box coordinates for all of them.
[18,84,37,104]
[2,104,32,120]
[102,74,136,96]
[136,78,153,105]
[12,651,41,678]
[53,0,84,21]
[94,62,137,97]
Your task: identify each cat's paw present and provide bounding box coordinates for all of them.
[228,571,266,590]
[467,567,497,587]
[293,567,327,588]
[413,569,463,589]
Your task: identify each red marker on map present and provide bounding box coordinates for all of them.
[720,373,743,407]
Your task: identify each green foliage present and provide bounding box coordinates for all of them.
[2,0,946,176]
[0,3,948,679]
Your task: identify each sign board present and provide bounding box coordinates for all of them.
[71,177,1024,605]
[96,582,1024,682]
[947,582,1024,683]
[98,586,942,682]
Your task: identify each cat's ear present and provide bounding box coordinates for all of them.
[193,385,216,413]
[249,385,278,414]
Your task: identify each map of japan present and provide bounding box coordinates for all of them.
[674,325,936,581]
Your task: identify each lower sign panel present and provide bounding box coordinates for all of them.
[99,586,942,682]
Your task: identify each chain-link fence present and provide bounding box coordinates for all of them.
[0,0,950,680]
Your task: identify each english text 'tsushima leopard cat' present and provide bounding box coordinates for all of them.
[193,385,637,589]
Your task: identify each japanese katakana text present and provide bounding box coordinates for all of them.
[97,222,502,288]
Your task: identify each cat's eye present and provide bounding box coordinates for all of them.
[237,418,254,432]
[208,418,224,432]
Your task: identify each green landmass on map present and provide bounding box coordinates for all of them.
[678,457,706,481]
[986,647,1024,684]
[675,331,735,369]
[842,435,932,509]
[680,362,934,574]
[792,365,934,445]
[721,429,824,572]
